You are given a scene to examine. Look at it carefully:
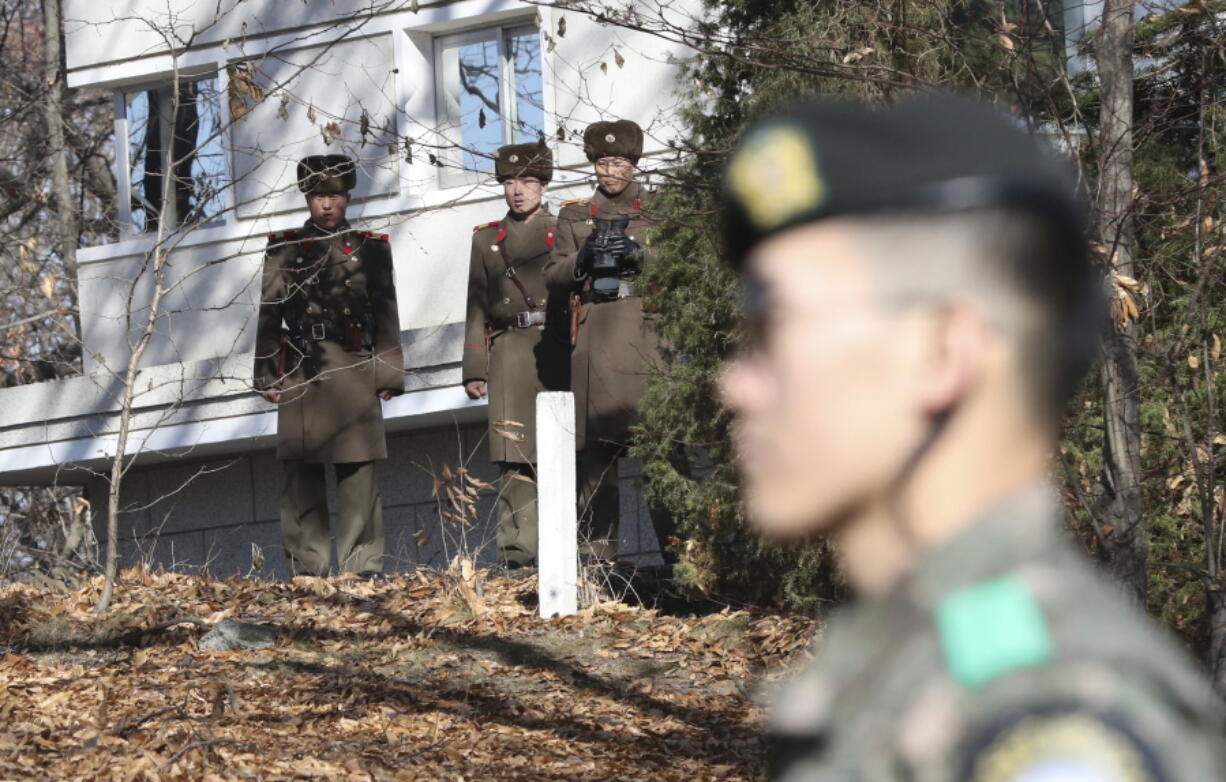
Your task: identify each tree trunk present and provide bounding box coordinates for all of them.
[1093,0,1145,604]
[41,0,89,564]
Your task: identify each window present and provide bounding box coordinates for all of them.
[119,76,226,234]
[435,23,545,186]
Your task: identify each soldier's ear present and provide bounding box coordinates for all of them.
[911,300,991,416]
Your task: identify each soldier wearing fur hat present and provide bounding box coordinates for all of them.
[462,141,566,568]
[718,95,1226,780]
[542,120,675,565]
[254,154,405,577]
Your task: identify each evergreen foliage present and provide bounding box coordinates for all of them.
[633,0,1226,649]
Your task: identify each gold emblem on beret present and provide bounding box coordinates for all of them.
[728,125,825,231]
[605,133,617,143]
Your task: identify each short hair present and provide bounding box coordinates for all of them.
[845,208,1104,417]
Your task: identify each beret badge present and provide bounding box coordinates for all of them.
[728,125,825,231]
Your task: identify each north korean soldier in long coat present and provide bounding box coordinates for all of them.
[254,154,405,577]
[718,96,1226,780]
[462,141,563,568]
[542,120,674,564]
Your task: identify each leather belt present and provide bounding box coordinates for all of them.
[305,321,343,341]
[492,310,547,330]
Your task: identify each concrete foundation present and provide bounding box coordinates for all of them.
[88,422,664,580]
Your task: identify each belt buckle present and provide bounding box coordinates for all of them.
[514,311,531,329]
[310,322,327,341]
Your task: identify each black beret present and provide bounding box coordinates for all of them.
[722,94,1085,267]
[583,120,643,163]
[297,154,357,195]
[494,142,553,183]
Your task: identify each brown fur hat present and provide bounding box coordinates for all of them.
[582,120,643,163]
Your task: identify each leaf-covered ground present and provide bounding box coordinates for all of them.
[0,568,816,780]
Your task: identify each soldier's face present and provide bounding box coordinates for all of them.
[307,192,349,230]
[503,176,546,216]
[594,157,635,195]
[718,222,932,537]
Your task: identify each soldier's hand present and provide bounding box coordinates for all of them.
[575,240,597,278]
[262,388,281,404]
[377,389,395,401]
[464,380,487,399]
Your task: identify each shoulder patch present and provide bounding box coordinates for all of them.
[937,575,1052,689]
[559,197,593,207]
[267,229,299,243]
[961,707,1164,782]
[473,221,499,232]
[358,231,390,242]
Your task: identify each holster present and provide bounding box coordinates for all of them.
[342,321,365,352]
[569,292,581,347]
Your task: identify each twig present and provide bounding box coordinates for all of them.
[160,738,239,769]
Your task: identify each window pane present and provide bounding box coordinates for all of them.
[506,27,544,144]
[442,35,502,176]
[124,77,225,233]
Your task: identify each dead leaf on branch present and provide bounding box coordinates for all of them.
[841,46,874,64]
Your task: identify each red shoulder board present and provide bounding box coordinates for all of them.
[473,221,499,232]
[545,229,556,248]
[495,223,507,243]
[358,231,390,242]
[267,228,299,242]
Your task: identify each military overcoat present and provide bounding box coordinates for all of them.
[462,211,565,464]
[542,181,660,450]
[768,486,1226,781]
[254,220,405,463]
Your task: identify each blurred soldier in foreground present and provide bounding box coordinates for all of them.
[463,141,565,568]
[718,96,1226,780]
[543,119,675,565]
[254,155,405,577]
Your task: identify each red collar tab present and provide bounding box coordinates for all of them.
[633,198,641,211]
[495,223,507,243]
[588,200,598,218]
[545,229,555,248]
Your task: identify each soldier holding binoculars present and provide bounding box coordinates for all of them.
[543,120,675,567]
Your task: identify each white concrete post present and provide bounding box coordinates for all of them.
[536,391,577,617]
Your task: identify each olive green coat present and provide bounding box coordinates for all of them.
[463,211,566,464]
[542,181,660,450]
[769,485,1226,781]
[254,220,405,463]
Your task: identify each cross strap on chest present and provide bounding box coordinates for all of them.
[495,222,542,313]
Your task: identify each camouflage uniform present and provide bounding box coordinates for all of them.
[769,485,1226,781]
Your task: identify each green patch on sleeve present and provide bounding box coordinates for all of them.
[936,575,1052,689]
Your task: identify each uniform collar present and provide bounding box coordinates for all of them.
[303,219,351,239]
[595,180,642,209]
[902,481,1063,610]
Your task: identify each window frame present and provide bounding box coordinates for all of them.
[432,20,545,190]
[112,68,233,239]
